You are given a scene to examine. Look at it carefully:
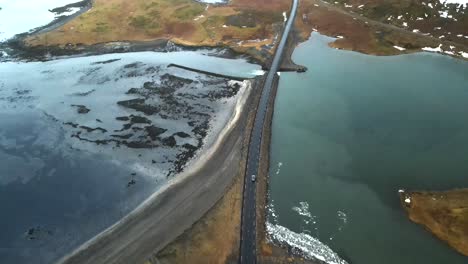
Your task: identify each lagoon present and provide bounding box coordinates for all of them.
[268,32,468,264]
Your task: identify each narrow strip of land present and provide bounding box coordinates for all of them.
[239,0,300,263]
[57,79,253,264]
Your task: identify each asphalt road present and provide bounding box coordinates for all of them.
[57,85,252,264]
[239,0,299,263]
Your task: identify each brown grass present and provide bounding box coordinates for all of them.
[24,0,467,60]
[148,171,244,264]
[25,0,291,54]
[400,189,468,257]
[293,0,467,58]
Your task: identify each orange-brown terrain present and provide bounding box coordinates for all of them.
[399,189,468,257]
[296,0,468,58]
[25,0,468,60]
[25,0,292,61]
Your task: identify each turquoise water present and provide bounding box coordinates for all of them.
[269,33,468,264]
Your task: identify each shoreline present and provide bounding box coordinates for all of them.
[399,189,468,258]
[0,0,93,54]
[153,62,268,264]
[3,0,467,64]
[56,76,258,264]
[1,37,266,66]
[36,0,94,36]
[255,48,319,264]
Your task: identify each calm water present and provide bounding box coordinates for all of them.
[269,33,468,264]
[0,0,83,41]
[0,50,261,264]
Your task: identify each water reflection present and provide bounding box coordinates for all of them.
[0,50,260,263]
[269,33,468,264]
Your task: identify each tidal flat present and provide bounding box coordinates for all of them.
[0,50,261,264]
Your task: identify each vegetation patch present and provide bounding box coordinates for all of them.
[24,0,288,60]
[173,4,205,20]
[400,189,468,256]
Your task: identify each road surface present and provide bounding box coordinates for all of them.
[57,82,253,264]
[239,0,300,263]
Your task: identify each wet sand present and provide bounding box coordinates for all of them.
[57,77,256,264]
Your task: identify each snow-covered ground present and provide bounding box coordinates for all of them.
[440,0,468,6]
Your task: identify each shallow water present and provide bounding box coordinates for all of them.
[0,51,261,263]
[0,0,84,41]
[269,33,468,264]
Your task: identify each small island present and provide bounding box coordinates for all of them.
[399,189,468,256]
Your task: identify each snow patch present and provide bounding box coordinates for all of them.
[251,69,266,75]
[439,10,450,18]
[439,0,468,7]
[422,44,443,52]
[193,15,205,21]
[56,7,80,17]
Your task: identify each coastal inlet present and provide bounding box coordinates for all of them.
[0,50,262,264]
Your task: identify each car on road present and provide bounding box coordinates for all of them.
[251,174,256,182]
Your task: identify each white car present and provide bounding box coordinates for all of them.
[251,174,256,182]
